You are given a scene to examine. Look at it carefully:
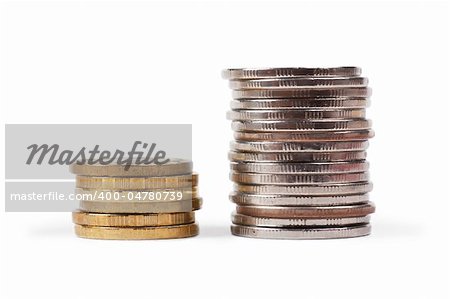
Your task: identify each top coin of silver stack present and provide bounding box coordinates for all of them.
[222,67,375,239]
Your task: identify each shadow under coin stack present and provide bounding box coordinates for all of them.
[222,67,375,239]
[70,159,201,240]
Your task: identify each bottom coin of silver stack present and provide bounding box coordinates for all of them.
[69,159,201,240]
[222,67,375,239]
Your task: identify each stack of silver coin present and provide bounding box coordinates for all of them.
[222,67,375,239]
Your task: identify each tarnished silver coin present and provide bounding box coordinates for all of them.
[231,212,371,227]
[230,161,369,174]
[230,141,369,152]
[234,130,375,142]
[230,224,371,239]
[229,192,369,206]
[230,172,369,185]
[231,120,372,132]
[227,109,366,120]
[234,182,373,195]
[236,202,375,218]
[229,77,368,90]
[229,151,366,162]
[222,67,362,80]
[230,98,370,110]
[232,87,371,99]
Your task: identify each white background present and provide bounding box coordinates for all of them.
[1,1,449,298]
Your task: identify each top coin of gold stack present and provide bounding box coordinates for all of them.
[222,67,375,239]
[69,159,201,240]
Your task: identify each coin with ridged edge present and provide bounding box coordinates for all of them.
[75,187,199,201]
[75,223,199,240]
[230,141,369,152]
[222,67,362,80]
[70,158,193,177]
[229,151,366,162]
[72,210,195,227]
[79,197,203,214]
[234,182,373,195]
[76,174,198,190]
[231,212,371,227]
[232,87,371,99]
[229,192,369,206]
[230,98,370,110]
[231,172,369,185]
[236,202,375,218]
[231,120,372,132]
[227,109,366,121]
[230,224,371,239]
[234,130,374,142]
[230,161,369,174]
[229,77,368,90]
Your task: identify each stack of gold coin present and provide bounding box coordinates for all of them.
[70,159,201,240]
[222,67,375,239]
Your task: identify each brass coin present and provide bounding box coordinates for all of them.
[72,210,195,227]
[236,202,375,219]
[74,223,199,240]
[75,187,199,201]
[79,197,203,214]
[76,173,198,190]
[70,158,193,177]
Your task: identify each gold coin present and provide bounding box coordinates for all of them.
[79,197,203,213]
[72,210,195,227]
[75,187,199,201]
[70,159,193,177]
[76,173,198,190]
[74,223,199,240]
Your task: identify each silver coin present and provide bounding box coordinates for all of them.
[70,158,193,177]
[231,212,371,227]
[234,130,375,142]
[230,141,369,152]
[227,109,366,120]
[231,172,369,185]
[229,192,369,206]
[232,87,371,99]
[230,161,370,174]
[230,98,370,110]
[230,224,371,239]
[222,67,362,80]
[229,151,366,162]
[229,77,368,90]
[236,202,375,218]
[231,120,372,132]
[234,182,373,195]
